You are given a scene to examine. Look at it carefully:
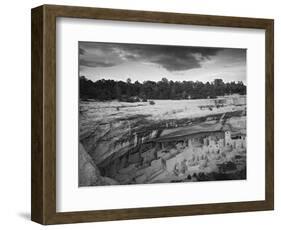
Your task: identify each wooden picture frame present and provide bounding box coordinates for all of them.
[31,4,274,225]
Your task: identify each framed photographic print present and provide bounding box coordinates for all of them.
[31,4,274,225]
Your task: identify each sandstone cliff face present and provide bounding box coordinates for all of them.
[79,99,238,166]
[79,143,118,186]
[79,99,246,185]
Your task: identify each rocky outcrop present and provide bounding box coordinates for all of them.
[79,99,246,185]
[79,143,119,186]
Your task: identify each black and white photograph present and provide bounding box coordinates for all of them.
[78,41,247,187]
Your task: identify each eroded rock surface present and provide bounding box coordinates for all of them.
[79,143,119,186]
[79,96,247,186]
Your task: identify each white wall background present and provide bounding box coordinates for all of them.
[0,0,279,228]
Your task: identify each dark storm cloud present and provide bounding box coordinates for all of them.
[80,59,118,68]
[79,42,224,71]
[79,47,86,55]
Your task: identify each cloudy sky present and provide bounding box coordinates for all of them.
[79,41,246,84]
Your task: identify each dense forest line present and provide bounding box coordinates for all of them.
[80,76,246,101]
